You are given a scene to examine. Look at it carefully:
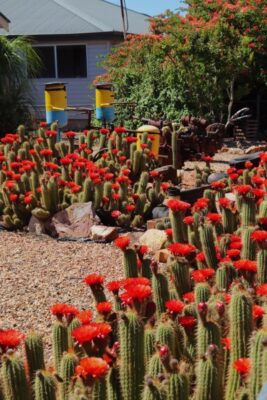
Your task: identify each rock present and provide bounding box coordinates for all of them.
[28,216,47,235]
[140,229,167,252]
[50,202,100,238]
[155,249,170,263]
[245,144,267,154]
[153,165,178,184]
[91,225,118,242]
[208,172,228,183]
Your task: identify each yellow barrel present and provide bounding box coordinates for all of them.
[137,125,161,157]
[95,82,115,123]
[45,82,67,126]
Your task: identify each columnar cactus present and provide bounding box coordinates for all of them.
[119,311,144,400]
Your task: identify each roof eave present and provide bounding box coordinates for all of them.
[0,12,10,31]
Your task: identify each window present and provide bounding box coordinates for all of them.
[57,45,87,78]
[35,46,56,78]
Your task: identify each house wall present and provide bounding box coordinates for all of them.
[30,39,117,126]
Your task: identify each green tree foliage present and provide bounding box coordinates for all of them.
[0,36,40,134]
[97,0,267,124]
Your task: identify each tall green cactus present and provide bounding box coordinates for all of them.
[195,345,221,400]
[249,330,267,400]
[119,311,144,400]
[52,321,68,373]
[34,370,56,400]
[59,351,78,400]
[24,333,45,383]
[1,355,29,400]
[199,225,218,269]
[225,292,253,400]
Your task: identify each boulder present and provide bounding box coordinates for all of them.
[91,225,118,242]
[140,229,167,252]
[28,216,47,235]
[245,144,267,154]
[50,202,100,238]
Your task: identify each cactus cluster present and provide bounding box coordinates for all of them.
[3,139,267,398]
[0,124,169,230]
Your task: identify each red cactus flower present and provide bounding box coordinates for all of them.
[221,337,231,350]
[178,315,197,329]
[138,245,148,256]
[119,156,126,162]
[229,173,239,181]
[234,358,251,375]
[191,268,215,282]
[45,130,57,137]
[39,121,47,127]
[125,204,135,213]
[9,193,18,202]
[84,274,104,286]
[114,236,130,251]
[256,284,267,297]
[234,260,257,272]
[193,197,209,210]
[72,323,112,345]
[141,143,148,149]
[123,277,150,289]
[218,197,232,208]
[60,157,72,165]
[183,291,195,302]
[111,210,121,218]
[126,136,137,143]
[24,195,33,205]
[161,183,170,191]
[235,185,252,196]
[206,213,222,223]
[99,128,110,134]
[251,175,264,186]
[165,299,184,314]
[251,231,267,243]
[106,280,123,293]
[183,216,194,225]
[77,310,93,325]
[97,302,112,315]
[40,149,53,157]
[150,170,159,178]
[229,242,242,250]
[245,161,253,169]
[165,228,173,237]
[5,180,16,189]
[0,329,25,351]
[168,243,196,258]
[65,131,76,138]
[114,127,126,133]
[121,284,152,304]
[104,173,114,181]
[76,357,109,380]
[226,249,240,260]
[167,199,191,213]
[211,181,226,190]
[112,193,121,201]
[202,155,213,162]
[196,252,206,263]
[50,304,79,318]
[122,168,131,176]
[253,304,265,320]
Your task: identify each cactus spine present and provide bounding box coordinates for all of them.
[1,355,29,400]
[24,333,45,382]
[34,370,56,400]
[52,321,68,373]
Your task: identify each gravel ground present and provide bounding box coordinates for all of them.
[0,232,123,361]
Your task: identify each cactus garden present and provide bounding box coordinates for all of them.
[1,123,267,399]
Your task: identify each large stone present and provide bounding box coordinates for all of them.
[50,202,100,238]
[91,225,118,242]
[245,144,267,154]
[28,216,47,235]
[140,229,167,252]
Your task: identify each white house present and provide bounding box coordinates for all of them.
[0,0,149,125]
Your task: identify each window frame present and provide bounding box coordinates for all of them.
[33,44,88,79]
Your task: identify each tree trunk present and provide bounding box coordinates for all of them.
[226,78,235,126]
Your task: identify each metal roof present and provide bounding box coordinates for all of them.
[0,0,149,36]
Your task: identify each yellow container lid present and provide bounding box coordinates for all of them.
[137,125,160,134]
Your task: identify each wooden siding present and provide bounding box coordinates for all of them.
[30,41,112,120]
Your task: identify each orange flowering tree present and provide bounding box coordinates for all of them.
[98,0,267,124]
